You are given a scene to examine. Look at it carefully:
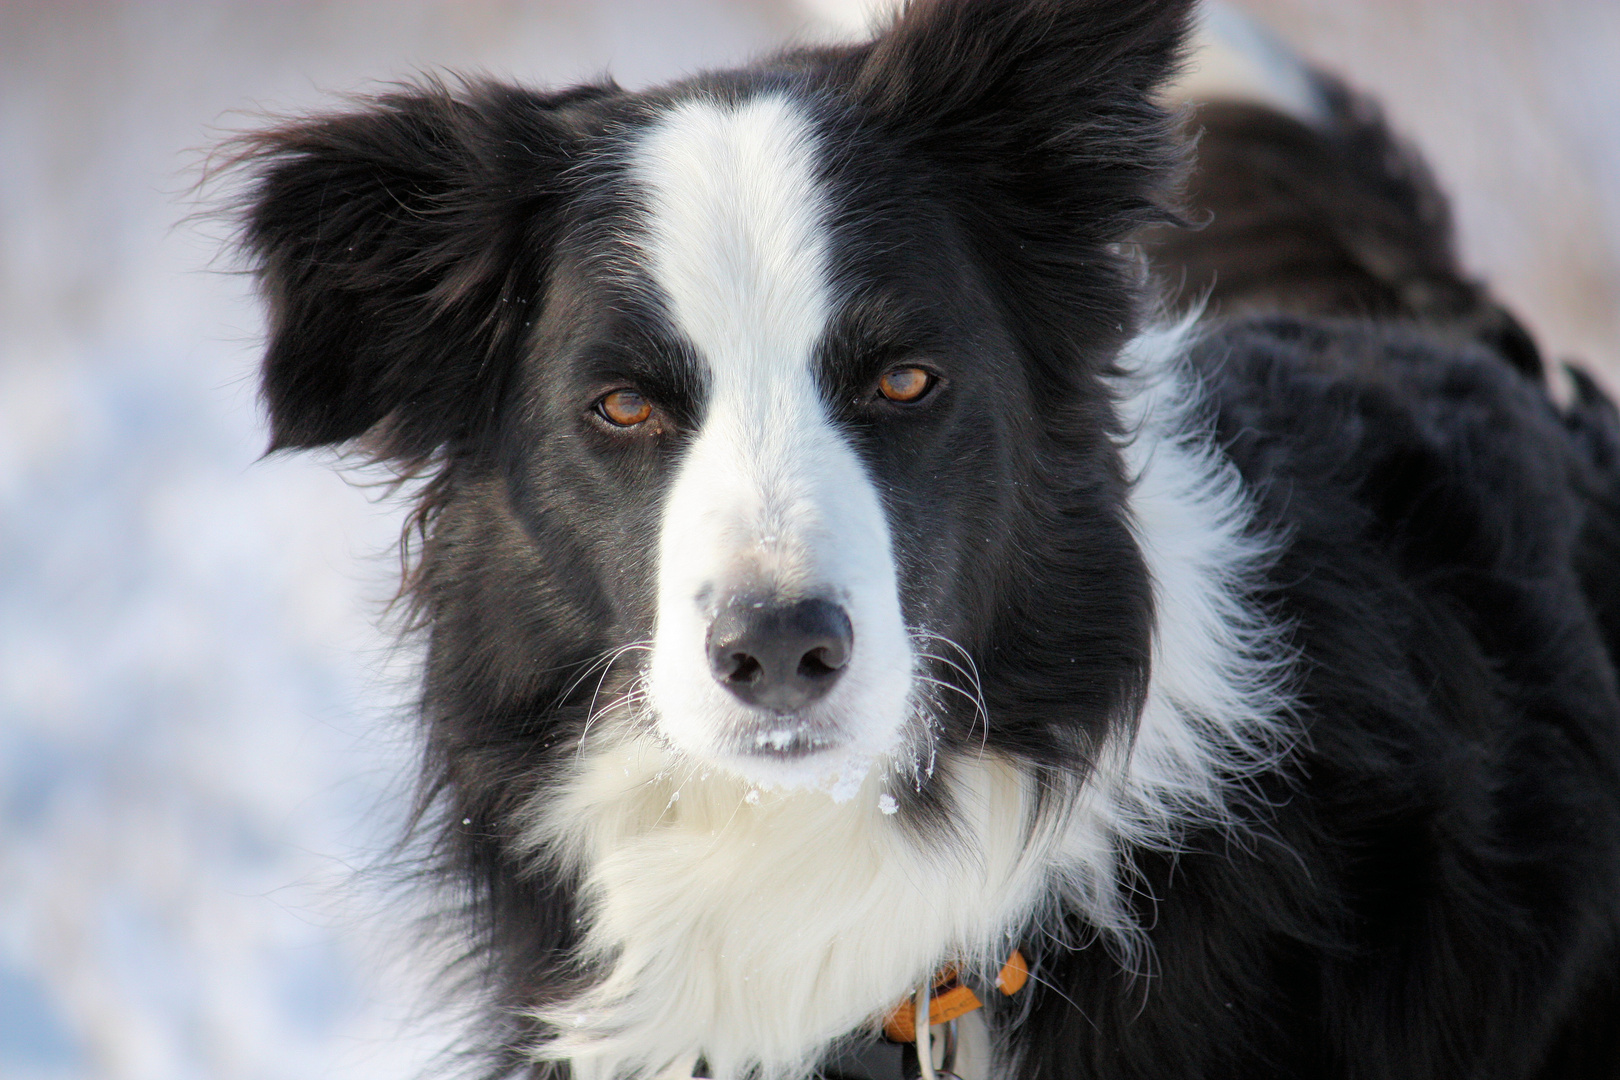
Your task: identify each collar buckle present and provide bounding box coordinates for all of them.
[882,950,1028,1080]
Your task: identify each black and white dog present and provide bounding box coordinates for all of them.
[230,1,1620,1077]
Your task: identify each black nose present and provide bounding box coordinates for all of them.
[706,597,854,714]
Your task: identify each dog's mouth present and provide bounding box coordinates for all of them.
[709,710,890,802]
[726,715,847,759]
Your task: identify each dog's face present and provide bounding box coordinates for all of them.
[237,0,1190,801]
[506,92,1057,791]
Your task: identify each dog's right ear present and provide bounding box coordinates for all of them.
[231,79,605,458]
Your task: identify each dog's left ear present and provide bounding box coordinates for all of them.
[850,0,1194,255]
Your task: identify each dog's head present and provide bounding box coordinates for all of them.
[234,0,1191,799]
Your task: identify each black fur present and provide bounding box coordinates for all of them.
[228,1,1620,1076]
[1141,78,1546,379]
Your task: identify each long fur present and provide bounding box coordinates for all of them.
[225,2,1620,1078]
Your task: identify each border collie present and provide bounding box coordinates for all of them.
[228,1,1620,1077]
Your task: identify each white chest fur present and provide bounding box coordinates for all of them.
[518,746,1046,1080]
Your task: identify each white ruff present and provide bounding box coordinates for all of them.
[1047,320,1295,962]
[522,748,1044,1080]
[520,91,1292,1079]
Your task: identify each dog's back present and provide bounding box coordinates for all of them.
[1159,12,1620,677]
[1142,33,1620,1073]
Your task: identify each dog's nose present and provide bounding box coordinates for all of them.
[706,597,853,714]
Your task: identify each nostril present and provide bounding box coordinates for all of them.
[721,652,764,686]
[797,646,842,679]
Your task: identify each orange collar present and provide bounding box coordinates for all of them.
[882,950,1028,1042]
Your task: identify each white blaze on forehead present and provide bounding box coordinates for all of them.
[632,93,833,381]
[631,93,914,792]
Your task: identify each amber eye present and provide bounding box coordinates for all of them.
[596,389,653,428]
[878,366,935,404]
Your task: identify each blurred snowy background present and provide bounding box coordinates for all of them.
[1,2,1617,1078]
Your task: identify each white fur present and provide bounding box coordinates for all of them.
[1046,319,1296,963]
[522,745,1045,1080]
[635,94,917,797]
[516,95,1293,1080]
